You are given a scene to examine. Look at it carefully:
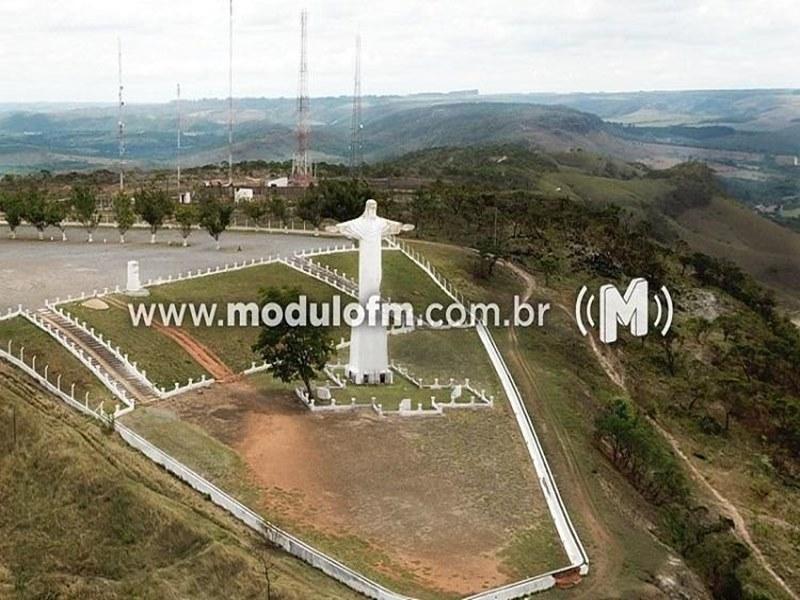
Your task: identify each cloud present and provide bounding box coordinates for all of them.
[0,0,797,103]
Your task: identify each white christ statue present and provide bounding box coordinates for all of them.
[326,199,414,384]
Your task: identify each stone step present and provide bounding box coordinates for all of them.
[35,307,158,403]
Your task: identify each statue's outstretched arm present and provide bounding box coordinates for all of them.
[324,219,362,237]
[383,219,415,236]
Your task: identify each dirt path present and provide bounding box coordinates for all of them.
[536,268,799,599]
[500,260,628,597]
[105,297,236,382]
[650,419,798,600]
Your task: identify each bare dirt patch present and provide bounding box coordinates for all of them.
[159,377,566,598]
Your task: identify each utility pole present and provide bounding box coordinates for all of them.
[227,0,234,188]
[176,83,182,194]
[290,9,313,186]
[117,37,125,192]
[349,34,363,177]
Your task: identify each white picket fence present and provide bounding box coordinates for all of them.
[21,310,136,409]
[0,306,23,321]
[0,338,130,421]
[388,238,468,306]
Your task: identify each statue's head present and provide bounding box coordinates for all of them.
[365,199,377,218]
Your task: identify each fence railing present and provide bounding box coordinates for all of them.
[0,306,22,321]
[21,310,136,409]
[388,239,468,307]
[475,321,589,580]
[114,423,415,600]
[0,338,130,420]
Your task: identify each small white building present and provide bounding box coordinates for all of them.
[266,176,289,188]
[179,191,192,205]
[234,187,254,203]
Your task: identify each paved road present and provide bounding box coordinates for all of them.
[0,225,345,312]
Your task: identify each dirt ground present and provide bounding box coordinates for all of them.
[159,378,566,598]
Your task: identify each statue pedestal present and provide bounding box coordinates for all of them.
[125,260,149,297]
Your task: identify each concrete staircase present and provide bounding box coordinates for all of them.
[35,307,159,403]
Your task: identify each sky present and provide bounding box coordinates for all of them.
[0,0,798,104]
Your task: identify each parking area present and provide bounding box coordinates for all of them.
[0,225,335,311]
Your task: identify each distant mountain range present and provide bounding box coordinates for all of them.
[1,88,798,174]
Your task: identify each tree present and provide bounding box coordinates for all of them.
[24,188,49,240]
[2,192,25,239]
[537,254,561,286]
[242,199,267,229]
[252,286,335,399]
[199,197,234,250]
[268,194,288,226]
[135,184,174,244]
[71,186,99,242]
[475,236,510,277]
[175,204,198,247]
[46,199,69,242]
[112,191,135,244]
[296,191,323,229]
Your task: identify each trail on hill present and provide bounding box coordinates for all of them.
[511,264,798,600]
[500,260,626,597]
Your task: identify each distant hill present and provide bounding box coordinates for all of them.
[2,88,799,174]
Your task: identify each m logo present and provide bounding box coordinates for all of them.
[575,278,673,343]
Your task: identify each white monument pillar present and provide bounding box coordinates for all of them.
[326,199,413,384]
[125,260,149,296]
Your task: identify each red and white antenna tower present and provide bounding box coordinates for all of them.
[349,33,363,176]
[291,9,313,186]
[176,83,182,192]
[227,0,234,187]
[117,37,125,192]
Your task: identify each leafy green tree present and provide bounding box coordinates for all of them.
[112,191,135,244]
[71,186,99,242]
[242,199,267,228]
[296,191,323,229]
[135,184,174,244]
[2,192,25,239]
[252,287,335,399]
[268,195,288,226]
[46,199,69,242]
[175,205,198,247]
[537,254,561,286]
[24,189,49,240]
[475,236,510,277]
[199,197,234,250]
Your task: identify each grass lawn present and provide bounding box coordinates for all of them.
[65,263,349,383]
[314,249,452,310]
[389,327,503,399]
[0,316,113,403]
[66,301,210,388]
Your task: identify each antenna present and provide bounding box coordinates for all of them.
[176,83,182,194]
[117,37,125,192]
[227,0,234,187]
[291,9,313,186]
[349,33,363,177]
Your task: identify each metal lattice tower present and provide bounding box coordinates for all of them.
[227,0,234,187]
[117,37,125,192]
[176,83,182,192]
[349,34,363,176]
[291,9,313,186]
